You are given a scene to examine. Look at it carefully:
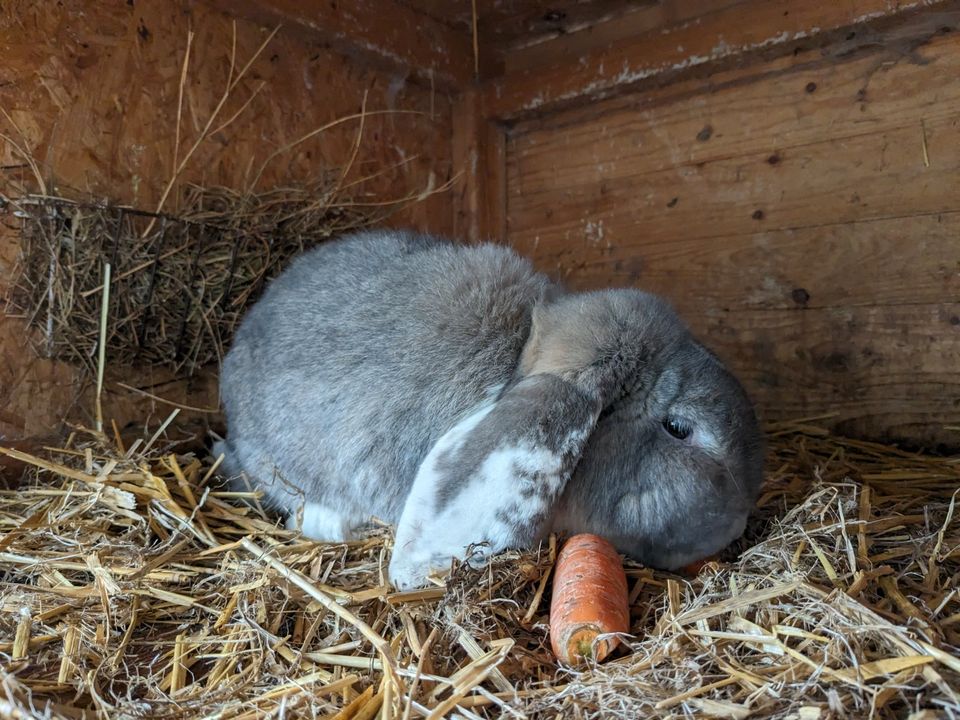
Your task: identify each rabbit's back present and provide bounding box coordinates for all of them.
[219,229,551,523]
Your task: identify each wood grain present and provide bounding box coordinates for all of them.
[535,214,960,311]
[503,21,960,448]
[399,0,743,79]
[702,303,960,448]
[509,27,960,197]
[509,114,960,252]
[204,0,473,88]
[503,0,747,75]
[483,0,956,120]
[398,0,647,50]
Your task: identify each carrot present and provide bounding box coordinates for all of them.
[549,533,630,664]
[680,554,720,576]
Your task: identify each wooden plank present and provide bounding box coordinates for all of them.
[697,303,960,448]
[534,213,960,310]
[507,114,960,254]
[452,89,506,243]
[452,89,483,241]
[203,0,474,88]
[509,27,960,201]
[482,0,957,120]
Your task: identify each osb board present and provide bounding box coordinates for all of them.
[207,0,474,87]
[0,0,454,441]
[505,25,960,449]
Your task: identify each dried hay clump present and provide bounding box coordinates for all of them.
[0,422,958,719]
[7,183,379,376]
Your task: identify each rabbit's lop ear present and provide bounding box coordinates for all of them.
[518,293,656,405]
[388,373,601,590]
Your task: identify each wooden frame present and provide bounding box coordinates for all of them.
[451,89,506,244]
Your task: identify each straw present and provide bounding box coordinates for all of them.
[0,422,956,718]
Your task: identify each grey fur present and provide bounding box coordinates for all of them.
[218,229,765,580]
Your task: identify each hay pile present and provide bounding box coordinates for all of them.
[8,183,382,376]
[0,420,958,719]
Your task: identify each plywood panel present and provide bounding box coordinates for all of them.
[205,0,473,87]
[504,24,960,447]
[0,0,455,440]
[0,1,452,225]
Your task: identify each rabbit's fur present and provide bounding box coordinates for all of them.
[217,229,765,588]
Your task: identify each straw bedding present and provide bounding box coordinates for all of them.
[0,420,957,719]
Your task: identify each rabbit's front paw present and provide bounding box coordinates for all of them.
[285,502,353,542]
[388,550,451,591]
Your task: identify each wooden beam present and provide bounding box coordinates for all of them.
[503,0,747,75]
[451,88,506,243]
[482,0,957,121]
[203,0,474,89]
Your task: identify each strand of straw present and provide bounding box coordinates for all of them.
[95,262,111,433]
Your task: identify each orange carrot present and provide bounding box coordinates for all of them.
[549,533,630,664]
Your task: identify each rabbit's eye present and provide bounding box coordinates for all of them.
[662,417,692,440]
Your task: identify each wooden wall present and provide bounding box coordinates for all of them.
[0,0,454,440]
[504,17,960,448]
[2,0,957,449]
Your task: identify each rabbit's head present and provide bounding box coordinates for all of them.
[520,289,765,570]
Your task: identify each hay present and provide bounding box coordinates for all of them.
[7,181,398,376]
[0,421,958,719]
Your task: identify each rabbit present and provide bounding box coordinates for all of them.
[215,229,765,590]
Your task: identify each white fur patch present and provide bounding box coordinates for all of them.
[389,403,566,590]
[692,427,722,455]
[287,502,354,542]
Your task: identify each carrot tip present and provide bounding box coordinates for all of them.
[549,534,629,665]
[680,555,722,576]
[559,626,616,664]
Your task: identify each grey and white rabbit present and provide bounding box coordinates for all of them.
[216,229,765,589]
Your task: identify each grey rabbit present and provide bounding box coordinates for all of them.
[215,229,765,589]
